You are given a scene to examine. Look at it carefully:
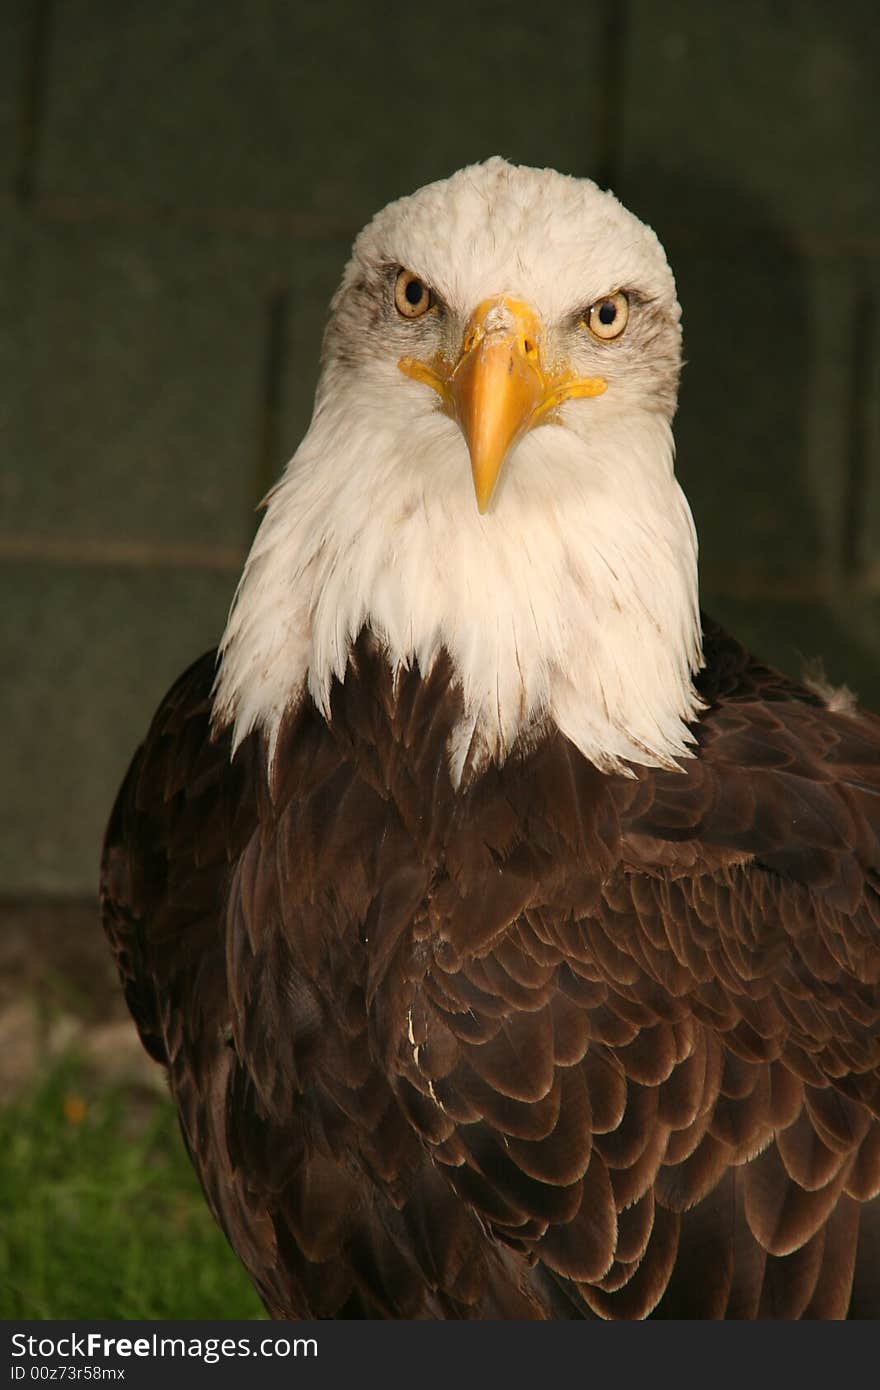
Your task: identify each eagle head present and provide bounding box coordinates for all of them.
[215,159,703,782]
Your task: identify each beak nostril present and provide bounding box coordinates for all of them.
[522,338,535,357]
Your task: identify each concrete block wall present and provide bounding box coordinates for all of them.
[1,1,878,897]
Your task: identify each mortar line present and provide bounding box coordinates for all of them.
[14,0,54,205]
[594,0,629,191]
[840,277,876,578]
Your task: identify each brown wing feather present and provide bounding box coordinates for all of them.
[101,620,880,1318]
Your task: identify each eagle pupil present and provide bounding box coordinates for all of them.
[599,301,616,325]
[405,279,425,305]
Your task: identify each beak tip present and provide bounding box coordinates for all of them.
[474,485,493,514]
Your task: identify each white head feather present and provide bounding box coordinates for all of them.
[214,158,703,783]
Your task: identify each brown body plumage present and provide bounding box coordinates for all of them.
[101,618,880,1318]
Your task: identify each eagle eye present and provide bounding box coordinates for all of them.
[395,269,434,319]
[585,290,629,341]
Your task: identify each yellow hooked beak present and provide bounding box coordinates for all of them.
[398,297,607,512]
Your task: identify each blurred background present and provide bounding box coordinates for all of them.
[1,0,878,1315]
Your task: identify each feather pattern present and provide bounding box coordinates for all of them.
[102,619,880,1318]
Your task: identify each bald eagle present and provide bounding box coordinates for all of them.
[101,159,880,1319]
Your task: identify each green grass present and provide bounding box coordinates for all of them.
[0,1056,265,1318]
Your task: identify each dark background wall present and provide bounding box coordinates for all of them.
[1,0,879,905]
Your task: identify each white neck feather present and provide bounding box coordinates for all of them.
[214,385,704,785]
